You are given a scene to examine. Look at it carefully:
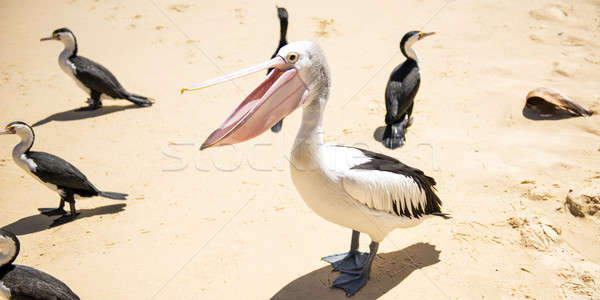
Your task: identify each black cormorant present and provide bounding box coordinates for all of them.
[267,7,289,133]
[41,28,153,111]
[382,31,435,149]
[0,229,80,300]
[0,121,128,224]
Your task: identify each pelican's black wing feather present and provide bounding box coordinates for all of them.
[343,146,444,217]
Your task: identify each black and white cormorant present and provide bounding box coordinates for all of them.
[266,6,289,133]
[382,31,435,149]
[0,121,128,224]
[0,229,80,300]
[41,28,154,111]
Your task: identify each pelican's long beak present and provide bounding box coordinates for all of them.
[182,56,308,150]
[40,36,55,41]
[0,130,10,135]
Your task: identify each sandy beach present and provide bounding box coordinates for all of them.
[1,0,599,299]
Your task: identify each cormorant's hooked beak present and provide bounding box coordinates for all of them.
[40,36,57,41]
[419,32,436,40]
[0,126,15,135]
[181,56,308,150]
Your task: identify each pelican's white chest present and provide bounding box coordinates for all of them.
[290,145,379,235]
[290,145,345,219]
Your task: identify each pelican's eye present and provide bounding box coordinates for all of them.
[418,32,423,39]
[286,52,299,63]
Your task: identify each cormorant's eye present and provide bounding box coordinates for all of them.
[286,52,299,63]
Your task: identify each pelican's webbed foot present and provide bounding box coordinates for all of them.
[332,268,370,297]
[322,251,369,272]
[328,241,379,296]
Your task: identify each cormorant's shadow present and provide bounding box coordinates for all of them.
[32,105,142,127]
[271,242,441,300]
[1,204,126,235]
[522,106,579,121]
[373,126,385,143]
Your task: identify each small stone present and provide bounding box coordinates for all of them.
[521,180,536,184]
[565,188,600,218]
[528,186,552,201]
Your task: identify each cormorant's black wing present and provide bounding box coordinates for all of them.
[0,265,80,300]
[27,151,98,194]
[70,56,128,99]
[384,60,421,122]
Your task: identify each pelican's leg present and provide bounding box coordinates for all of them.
[50,192,80,227]
[322,230,369,272]
[76,91,103,111]
[332,241,379,296]
[40,196,67,216]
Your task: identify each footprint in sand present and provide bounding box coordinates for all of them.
[529,4,569,22]
[169,4,190,13]
[312,17,338,38]
[234,8,244,24]
[553,61,578,77]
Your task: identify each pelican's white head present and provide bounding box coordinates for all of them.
[0,230,19,268]
[181,40,330,149]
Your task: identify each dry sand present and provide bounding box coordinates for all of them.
[1,0,599,299]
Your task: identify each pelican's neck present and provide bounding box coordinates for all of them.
[12,129,34,162]
[294,97,326,149]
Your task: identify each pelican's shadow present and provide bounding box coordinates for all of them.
[522,105,579,121]
[373,126,385,143]
[1,203,126,235]
[271,242,441,300]
[32,105,142,127]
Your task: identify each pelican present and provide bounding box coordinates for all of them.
[0,229,80,299]
[182,41,448,296]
